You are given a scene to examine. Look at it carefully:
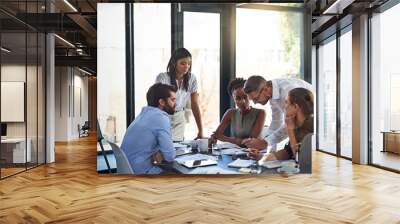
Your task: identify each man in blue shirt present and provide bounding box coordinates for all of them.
[121,83,177,174]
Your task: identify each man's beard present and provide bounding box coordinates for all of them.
[164,104,175,115]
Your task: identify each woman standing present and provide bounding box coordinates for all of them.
[156,48,203,141]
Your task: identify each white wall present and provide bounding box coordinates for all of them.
[55,67,89,141]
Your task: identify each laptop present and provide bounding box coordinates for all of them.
[181,159,218,168]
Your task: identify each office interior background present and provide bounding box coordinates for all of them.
[0,0,400,222]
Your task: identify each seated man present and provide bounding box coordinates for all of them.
[121,83,177,174]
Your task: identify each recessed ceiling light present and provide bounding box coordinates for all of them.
[1,47,11,53]
[63,0,78,12]
[78,67,92,76]
[54,34,75,48]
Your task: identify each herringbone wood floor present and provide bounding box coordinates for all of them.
[1,135,400,224]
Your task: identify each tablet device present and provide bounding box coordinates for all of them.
[182,159,218,168]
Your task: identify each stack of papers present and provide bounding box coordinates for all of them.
[174,154,217,164]
[228,159,256,168]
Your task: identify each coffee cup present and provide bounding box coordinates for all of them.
[197,138,209,153]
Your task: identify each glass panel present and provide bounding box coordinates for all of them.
[97,3,126,145]
[236,8,302,80]
[1,29,28,177]
[38,32,45,165]
[340,29,352,158]
[371,4,400,171]
[27,31,38,169]
[236,7,303,149]
[184,11,220,139]
[317,37,337,154]
[133,3,171,118]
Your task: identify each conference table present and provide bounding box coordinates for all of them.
[169,143,290,175]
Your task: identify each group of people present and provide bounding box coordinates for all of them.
[120,48,314,174]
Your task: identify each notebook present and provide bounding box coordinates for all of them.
[181,159,218,168]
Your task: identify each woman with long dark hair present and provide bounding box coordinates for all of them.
[249,87,314,161]
[156,48,203,141]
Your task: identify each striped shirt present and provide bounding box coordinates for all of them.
[155,72,198,111]
[264,78,313,147]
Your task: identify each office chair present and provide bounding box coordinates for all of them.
[79,121,90,138]
[108,141,134,174]
[297,133,313,174]
[97,120,111,173]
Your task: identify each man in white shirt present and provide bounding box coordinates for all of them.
[242,75,313,150]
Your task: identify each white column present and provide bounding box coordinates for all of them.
[352,14,369,164]
[46,32,55,163]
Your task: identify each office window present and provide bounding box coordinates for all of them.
[340,29,352,158]
[236,8,303,149]
[371,3,400,171]
[97,3,126,144]
[236,8,302,79]
[133,3,171,118]
[184,11,220,139]
[317,36,337,154]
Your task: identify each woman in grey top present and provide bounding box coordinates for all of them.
[156,48,203,141]
[210,78,265,146]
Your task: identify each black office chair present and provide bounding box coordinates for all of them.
[79,121,90,138]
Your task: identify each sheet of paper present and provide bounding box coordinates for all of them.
[216,142,241,149]
[173,143,188,148]
[220,148,247,155]
[258,160,282,169]
[190,166,241,175]
[228,159,255,168]
[174,153,217,164]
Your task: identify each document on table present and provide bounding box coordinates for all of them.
[216,142,241,149]
[220,148,247,155]
[174,154,217,164]
[228,159,256,168]
[190,166,241,174]
[258,160,282,169]
[173,143,188,148]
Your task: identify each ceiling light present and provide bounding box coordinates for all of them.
[78,67,92,76]
[63,0,78,12]
[322,0,354,15]
[54,34,75,48]
[1,47,11,53]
